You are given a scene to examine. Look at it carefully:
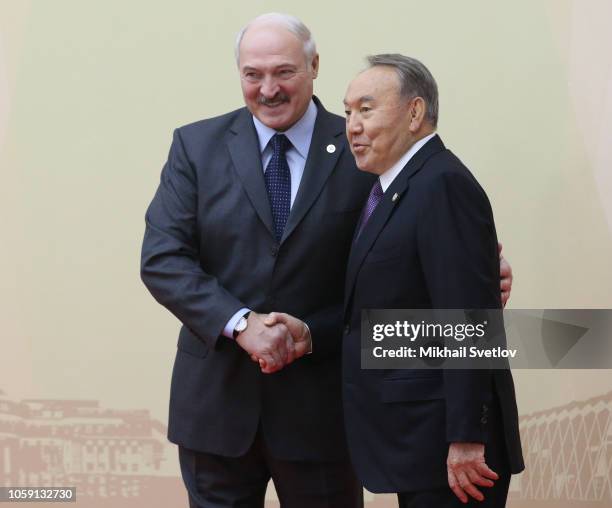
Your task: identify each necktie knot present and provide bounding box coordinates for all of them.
[271,133,291,155]
[370,180,384,200]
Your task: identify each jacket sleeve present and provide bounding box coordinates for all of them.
[417,168,501,443]
[140,129,245,348]
[303,304,344,358]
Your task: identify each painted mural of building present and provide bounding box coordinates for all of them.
[0,389,183,506]
[2,388,612,507]
[511,389,612,507]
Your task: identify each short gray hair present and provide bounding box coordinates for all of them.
[367,54,439,127]
[235,13,317,66]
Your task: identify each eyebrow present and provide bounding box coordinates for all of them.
[241,63,298,72]
[343,95,375,106]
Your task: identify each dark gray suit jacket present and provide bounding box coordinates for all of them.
[342,135,524,492]
[141,98,374,460]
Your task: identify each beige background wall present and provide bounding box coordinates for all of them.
[1,0,611,505]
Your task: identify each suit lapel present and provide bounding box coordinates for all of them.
[281,98,345,243]
[227,108,275,238]
[344,135,446,308]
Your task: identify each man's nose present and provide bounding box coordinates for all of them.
[260,75,280,98]
[347,114,363,135]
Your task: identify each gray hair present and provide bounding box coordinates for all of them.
[366,54,439,127]
[235,13,317,66]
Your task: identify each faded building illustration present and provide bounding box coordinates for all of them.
[509,390,612,508]
[0,389,184,506]
[2,388,612,507]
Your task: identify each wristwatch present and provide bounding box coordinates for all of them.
[233,311,251,339]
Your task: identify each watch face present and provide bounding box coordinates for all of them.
[236,317,247,332]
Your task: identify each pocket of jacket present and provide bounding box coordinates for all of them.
[177,327,210,358]
[381,377,444,403]
[365,244,403,263]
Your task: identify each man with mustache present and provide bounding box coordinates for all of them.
[140,13,514,507]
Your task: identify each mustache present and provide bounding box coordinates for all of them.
[257,93,290,106]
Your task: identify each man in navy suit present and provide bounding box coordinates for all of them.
[340,54,524,507]
[141,13,515,507]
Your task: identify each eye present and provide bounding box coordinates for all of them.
[243,71,261,82]
[360,106,371,113]
[278,69,296,79]
[344,110,351,117]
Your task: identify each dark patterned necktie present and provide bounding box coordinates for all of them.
[264,134,292,242]
[355,179,384,240]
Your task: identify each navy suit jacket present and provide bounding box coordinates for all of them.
[342,135,524,492]
[141,98,374,460]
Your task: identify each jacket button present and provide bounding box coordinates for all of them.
[270,246,278,257]
[482,404,489,413]
[481,416,488,424]
[344,324,350,335]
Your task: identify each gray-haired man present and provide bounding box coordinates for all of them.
[141,14,515,507]
[340,54,524,507]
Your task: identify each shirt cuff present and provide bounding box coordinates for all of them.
[303,321,313,354]
[223,308,251,339]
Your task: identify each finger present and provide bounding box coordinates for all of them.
[294,341,309,358]
[475,462,499,481]
[456,470,483,502]
[250,354,259,363]
[259,358,274,374]
[285,335,296,364]
[500,277,511,291]
[466,467,494,488]
[277,343,288,366]
[269,348,283,371]
[447,469,467,504]
[260,356,278,374]
[263,312,278,326]
[499,259,511,278]
[261,352,278,373]
[501,292,510,308]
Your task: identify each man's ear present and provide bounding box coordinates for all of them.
[409,97,427,132]
[311,53,320,79]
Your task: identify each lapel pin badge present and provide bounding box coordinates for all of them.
[392,193,399,202]
[326,144,336,153]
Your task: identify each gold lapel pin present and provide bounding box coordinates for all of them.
[392,193,399,202]
[326,144,336,153]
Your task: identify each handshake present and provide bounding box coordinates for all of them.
[234,312,312,374]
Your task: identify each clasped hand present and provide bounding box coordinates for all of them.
[234,312,311,374]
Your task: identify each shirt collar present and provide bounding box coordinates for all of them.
[379,132,437,192]
[252,99,318,159]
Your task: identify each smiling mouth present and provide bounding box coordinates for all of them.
[263,102,286,108]
[258,95,290,108]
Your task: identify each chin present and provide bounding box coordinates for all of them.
[354,159,371,173]
[262,113,293,131]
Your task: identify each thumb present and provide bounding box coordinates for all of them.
[294,336,312,357]
[264,312,287,326]
[263,312,279,326]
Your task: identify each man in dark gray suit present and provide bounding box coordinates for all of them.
[141,13,514,507]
